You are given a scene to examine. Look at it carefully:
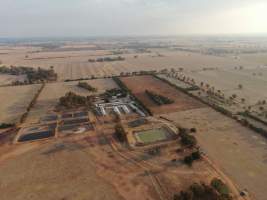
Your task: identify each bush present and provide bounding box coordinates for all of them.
[184,151,201,166]
[184,155,194,166]
[191,151,201,160]
[173,182,232,200]
[145,90,174,105]
[78,82,97,92]
[211,178,230,196]
[190,128,197,133]
[59,92,93,108]
[115,124,127,142]
[0,123,14,129]
[180,133,197,148]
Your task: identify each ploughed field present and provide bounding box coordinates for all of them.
[120,75,204,114]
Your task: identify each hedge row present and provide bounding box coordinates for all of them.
[20,83,45,123]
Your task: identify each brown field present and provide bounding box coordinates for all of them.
[120,75,204,114]
[0,74,26,86]
[161,107,267,200]
[0,39,266,200]
[0,45,261,81]
[184,68,267,105]
[0,84,42,124]
[0,121,222,200]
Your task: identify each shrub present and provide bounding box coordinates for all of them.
[173,182,232,200]
[0,123,14,129]
[145,90,174,105]
[78,82,97,92]
[59,92,93,108]
[190,128,197,133]
[184,155,194,166]
[115,124,127,142]
[180,133,197,148]
[211,178,230,196]
[191,151,201,160]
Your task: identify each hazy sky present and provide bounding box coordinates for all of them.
[0,0,267,37]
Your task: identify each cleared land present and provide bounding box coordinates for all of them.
[121,75,204,114]
[0,141,124,200]
[184,68,267,105]
[162,107,267,200]
[0,74,26,86]
[0,84,41,124]
[0,45,261,81]
[0,124,218,200]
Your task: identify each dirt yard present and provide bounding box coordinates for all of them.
[120,75,204,114]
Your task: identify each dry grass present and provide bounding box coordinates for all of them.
[184,68,267,105]
[0,46,261,81]
[0,141,124,200]
[162,107,267,200]
[0,84,41,123]
[121,75,204,114]
[0,74,26,86]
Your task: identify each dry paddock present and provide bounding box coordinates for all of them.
[0,84,42,124]
[120,75,204,115]
[162,107,267,200]
[0,46,260,81]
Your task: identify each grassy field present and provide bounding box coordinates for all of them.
[135,128,169,143]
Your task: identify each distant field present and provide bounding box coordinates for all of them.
[0,46,260,80]
[184,68,267,105]
[121,75,204,114]
[0,84,41,123]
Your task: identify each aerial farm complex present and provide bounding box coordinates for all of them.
[0,37,267,200]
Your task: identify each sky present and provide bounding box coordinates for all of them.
[0,0,267,37]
